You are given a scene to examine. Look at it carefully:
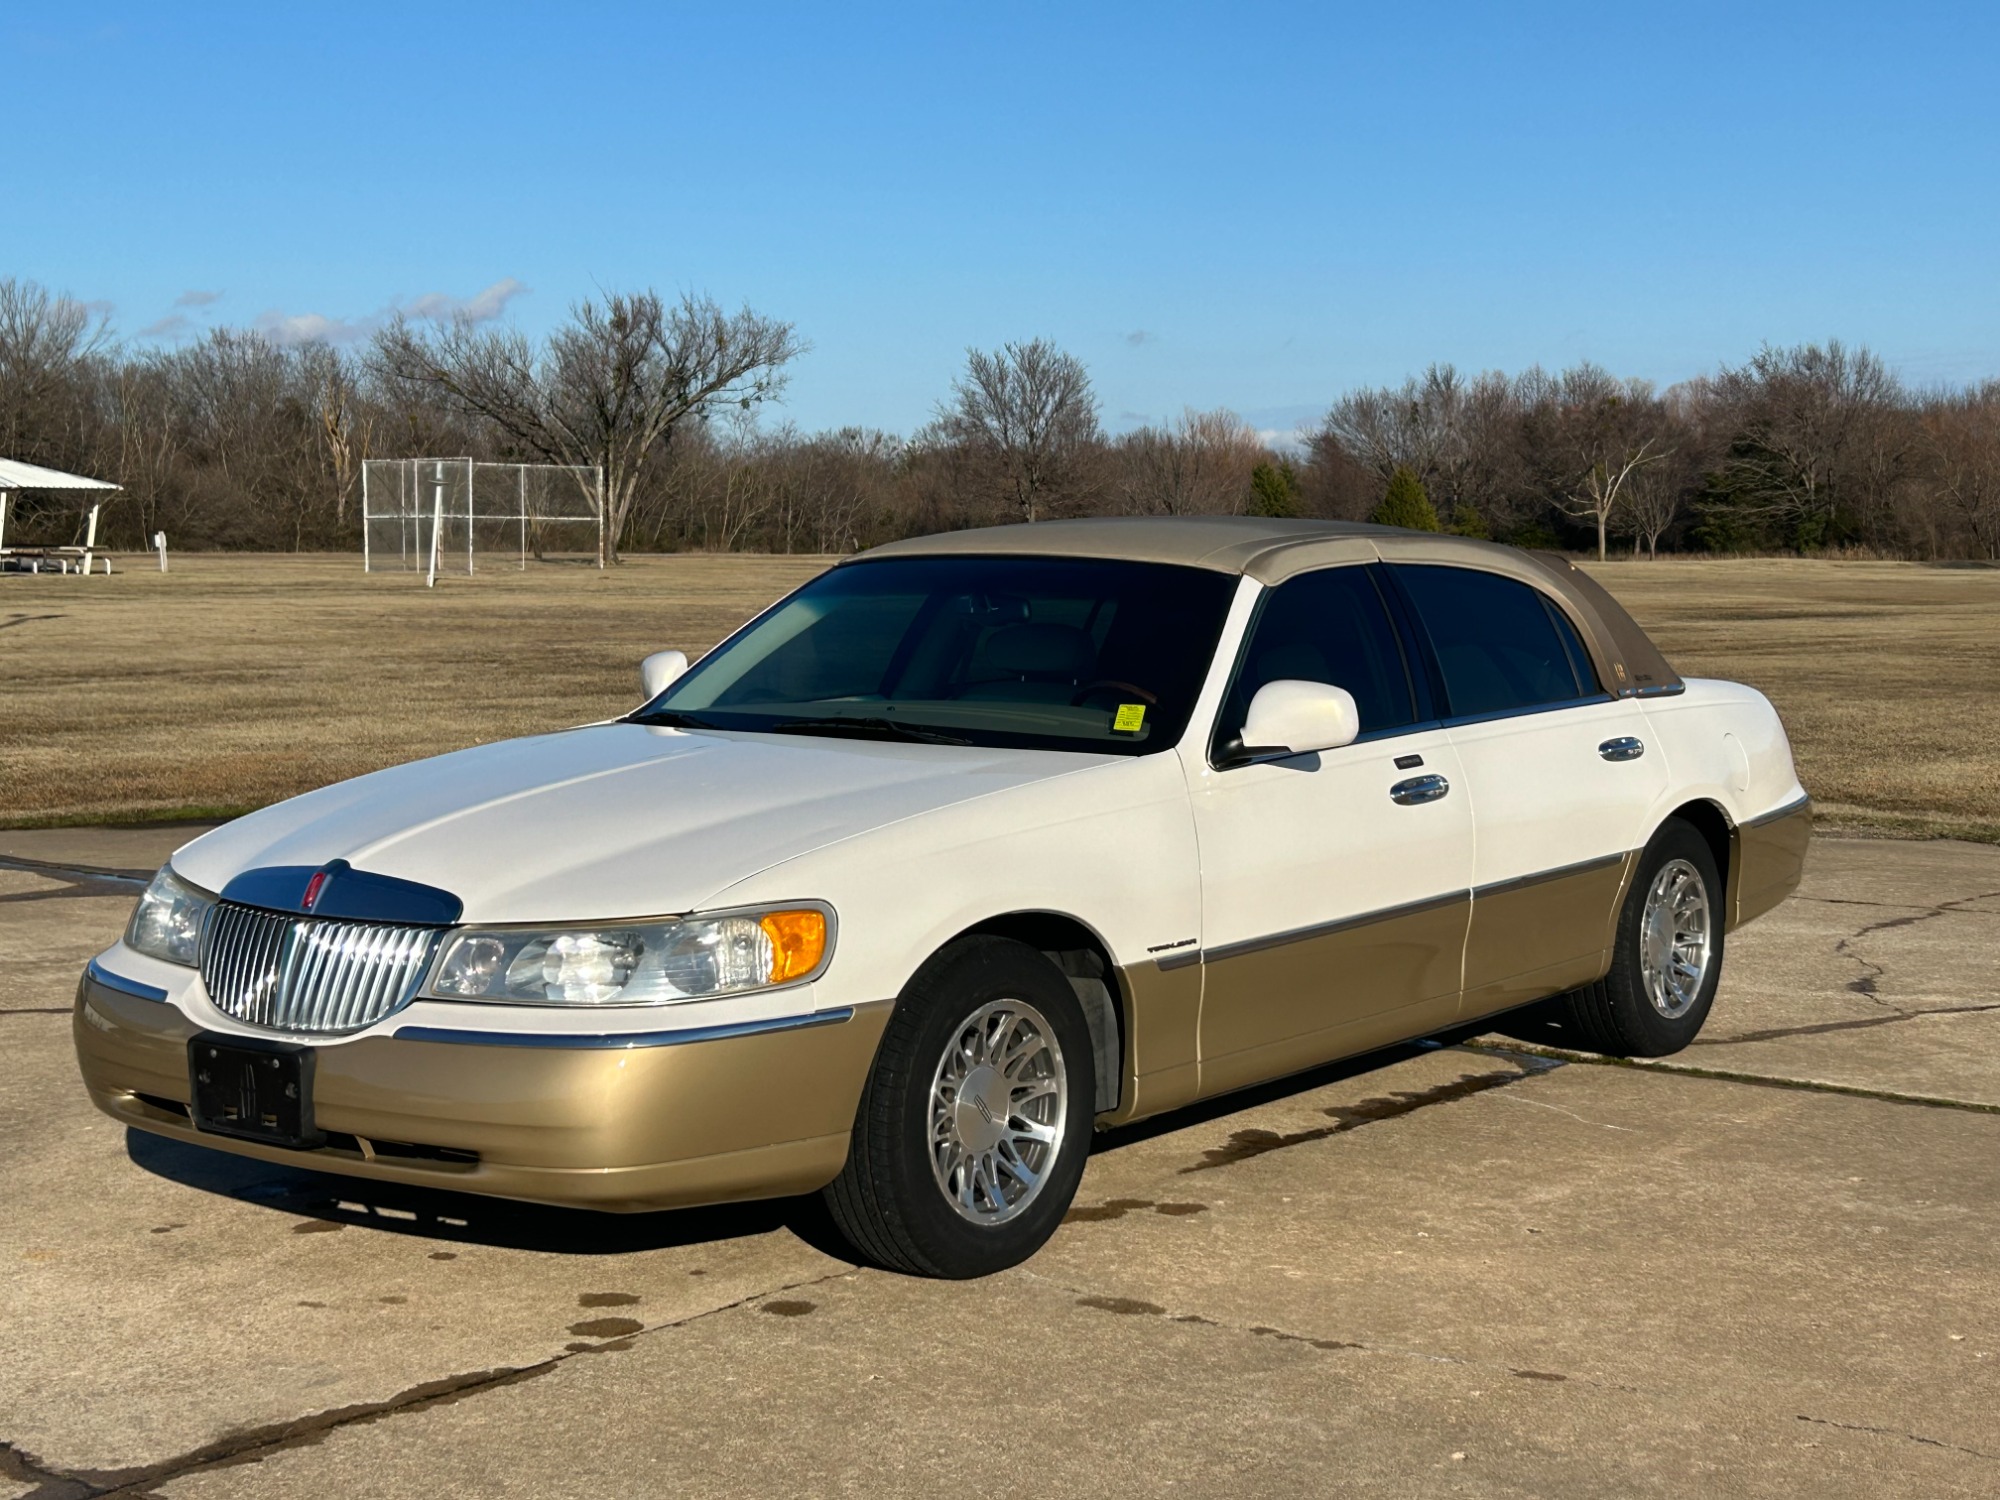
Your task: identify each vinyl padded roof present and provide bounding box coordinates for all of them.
[853,516,1681,697]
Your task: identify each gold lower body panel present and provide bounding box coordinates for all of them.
[1458,854,1634,1021]
[1192,896,1470,1103]
[74,978,890,1212]
[1731,798,1812,930]
[1105,957,1203,1125]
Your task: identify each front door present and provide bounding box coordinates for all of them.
[1184,564,1475,1100]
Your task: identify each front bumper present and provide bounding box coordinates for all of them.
[73,968,891,1212]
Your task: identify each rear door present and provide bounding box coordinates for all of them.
[1387,564,1669,1019]
[1185,564,1474,1099]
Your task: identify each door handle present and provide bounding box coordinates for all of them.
[1599,736,1645,762]
[1390,773,1451,805]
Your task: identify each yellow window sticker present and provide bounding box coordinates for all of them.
[1112,703,1147,734]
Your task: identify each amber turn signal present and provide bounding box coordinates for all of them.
[759,909,828,983]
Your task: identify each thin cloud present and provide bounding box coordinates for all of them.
[403,277,529,325]
[253,309,375,346]
[82,299,115,318]
[174,289,224,308]
[248,277,528,347]
[1125,329,1154,347]
[139,314,191,339]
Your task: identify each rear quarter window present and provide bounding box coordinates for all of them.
[1392,564,1590,718]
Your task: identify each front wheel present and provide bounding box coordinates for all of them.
[823,936,1094,1278]
[1560,819,1725,1058]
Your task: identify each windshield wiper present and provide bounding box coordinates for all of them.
[770,715,970,746]
[624,709,721,730]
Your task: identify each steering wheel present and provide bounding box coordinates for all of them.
[1069,679,1158,707]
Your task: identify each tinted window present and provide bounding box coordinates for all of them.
[641,556,1237,755]
[1541,596,1600,695]
[1218,565,1416,745]
[1392,565,1586,717]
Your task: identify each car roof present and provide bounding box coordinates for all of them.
[850,516,1683,698]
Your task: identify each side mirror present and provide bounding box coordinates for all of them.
[640,649,689,699]
[1233,680,1361,762]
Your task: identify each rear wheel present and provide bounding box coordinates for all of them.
[823,936,1094,1278]
[1560,820,1724,1058]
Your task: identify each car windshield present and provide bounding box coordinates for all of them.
[633,555,1239,754]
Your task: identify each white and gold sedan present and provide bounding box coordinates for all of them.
[76,518,1809,1277]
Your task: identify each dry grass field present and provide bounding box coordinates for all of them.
[2,552,1995,840]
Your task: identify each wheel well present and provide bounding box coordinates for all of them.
[951,912,1125,1114]
[1664,799,1733,890]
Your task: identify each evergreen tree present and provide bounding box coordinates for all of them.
[1247,460,1301,518]
[1372,466,1440,531]
[1445,503,1490,539]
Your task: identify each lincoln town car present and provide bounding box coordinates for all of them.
[75,517,1811,1277]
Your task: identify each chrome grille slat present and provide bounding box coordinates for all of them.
[200,901,439,1036]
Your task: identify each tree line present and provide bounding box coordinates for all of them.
[3,275,1996,560]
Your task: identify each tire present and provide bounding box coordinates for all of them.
[823,935,1095,1278]
[1560,819,1725,1058]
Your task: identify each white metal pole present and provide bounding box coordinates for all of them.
[83,503,100,576]
[519,464,527,569]
[597,465,606,569]
[362,463,371,572]
[427,463,444,589]
[466,458,475,576]
[0,491,9,552]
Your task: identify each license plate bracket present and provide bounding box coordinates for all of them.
[188,1033,322,1149]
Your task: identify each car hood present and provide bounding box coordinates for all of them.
[171,724,1112,924]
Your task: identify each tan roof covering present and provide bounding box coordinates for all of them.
[852,517,1681,698]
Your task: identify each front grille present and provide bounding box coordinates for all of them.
[200,902,442,1035]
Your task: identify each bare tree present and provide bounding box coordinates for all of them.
[297,345,370,526]
[370,290,801,560]
[0,277,112,462]
[1706,341,1904,548]
[1117,407,1265,515]
[1927,382,2000,560]
[1622,466,1684,559]
[928,339,1100,522]
[1532,363,1671,561]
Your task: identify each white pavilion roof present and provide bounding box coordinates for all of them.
[0,457,121,492]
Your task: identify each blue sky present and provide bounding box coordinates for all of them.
[6,1,1996,439]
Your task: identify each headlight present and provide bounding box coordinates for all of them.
[422,905,831,1007]
[126,866,216,968]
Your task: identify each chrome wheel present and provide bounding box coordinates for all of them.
[928,998,1068,1226]
[1640,857,1712,1019]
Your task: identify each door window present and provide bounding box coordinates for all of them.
[1391,564,1592,718]
[1216,565,1417,751]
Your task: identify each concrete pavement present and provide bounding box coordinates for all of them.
[2,831,1997,1497]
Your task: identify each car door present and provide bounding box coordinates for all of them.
[1387,563,1671,1020]
[1183,563,1475,1100]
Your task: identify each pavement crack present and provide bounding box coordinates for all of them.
[1490,1092,1638,1131]
[0,1441,82,1500]
[7,1267,855,1498]
[1177,1055,1563,1174]
[1795,1414,2000,1462]
[1693,1002,2000,1048]
[0,855,149,901]
[1829,890,2000,1004]
[1469,1042,2000,1117]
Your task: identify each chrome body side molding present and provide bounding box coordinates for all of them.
[389,1006,859,1050]
[84,958,169,1004]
